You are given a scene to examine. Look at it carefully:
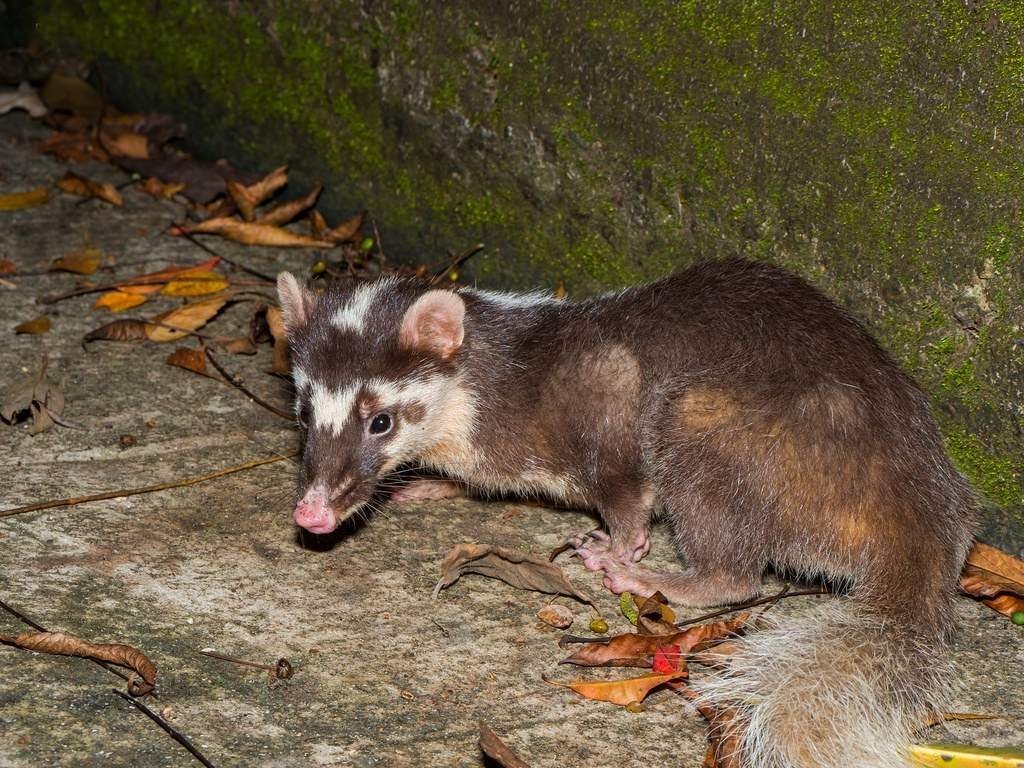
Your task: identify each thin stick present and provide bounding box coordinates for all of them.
[0,452,296,519]
[176,228,277,283]
[112,689,217,768]
[0,599,133,687]
[674,586,828,629]
[203,349,292,420]
[430,243,484,285]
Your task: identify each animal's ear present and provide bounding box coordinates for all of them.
[277,272,314,335]
[399,290,465,359]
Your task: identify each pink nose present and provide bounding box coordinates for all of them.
[293,487,337,534]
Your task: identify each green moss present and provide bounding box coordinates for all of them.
[942,424,1024,509]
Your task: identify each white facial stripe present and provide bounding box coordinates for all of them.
[331,278,394,334]
[292,367,310,392]
[464,287,558,309]
[310,382,359,435]
[365,375,449,409]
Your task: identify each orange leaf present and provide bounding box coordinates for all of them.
[115,256,221,294]
[147,295,230,342]
[255,184,322,227]
[964,542,1024,594]
[138,177,185,199]
[52,246,102,275]
[179,218,335,248]
[56,171,124,206]
[324,210,366,244]
[547,671,687,706]
[0,258,15,275]
[0,186,51,211]
[94,291,149,312]
[266,306,290,374]
[227,165,288,221]
[103,130,148,159]
[14,315,51,334]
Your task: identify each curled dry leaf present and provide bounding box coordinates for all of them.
[52,246,102,275]
[56,171,124,206]
[0,630,156,696]
[309,209,327,238]
[961,542,1024,620]
[166,347,212,378]
[537,604,575,629]
[0,355,66,434]
[324,210,366,244]
[0,258,15,276]
[560,614,748,668]
[255,184,322,227]
[0,186,51,211]
[545,670,687,707]
[84,318,149,343]
[219,337,258,355]
[227,164,288,221]
[161,270,230,297]
[266,306,290,374]
[117,255,221,295]
[138,176,185,199]
[433,543,594,605]
[14,315,51,334]
[148,294,230,342]
[479,724,531,768]
[174,218,335,248]
[635,591,678,635]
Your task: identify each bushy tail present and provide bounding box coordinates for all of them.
[696,599,953,768]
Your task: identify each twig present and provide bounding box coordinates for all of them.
[203,349,292,420]
[112,689,217,768]
[176,227,277,283]
[0,599,134,689]
[430,243,484,285]
[197,650,293,679]
[0,452,296,519]
[673,585,828,629]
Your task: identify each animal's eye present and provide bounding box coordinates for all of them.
[369,413,392,435]
[297,404,310,429]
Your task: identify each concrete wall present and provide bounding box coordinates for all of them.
[19,0,1024,543]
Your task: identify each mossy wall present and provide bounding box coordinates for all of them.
[19,0,1024,544]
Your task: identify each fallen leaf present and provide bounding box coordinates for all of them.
[635,591,678,635]
[94,290,149,312]
[0,82,47,117]
[651,644,683,673]
[0,186,51,211]
[961,542,1024,619]
[14,315,51,334]
[175,218,335,248]
[227,165,288,221]
[309,209,327,238]
[102,129,148,159]
[52,246,102,275]
[218,337,257,355]
[0,355,66,434]
[56,171,124,206]
[266,306,290,374]
[83,318,150,343]
[433,543,594,605]
[479,723,531,768]
[537,604,574,629]
[909,743,1024,767]
[255,184,323,227]
[116,256,221,294]
[546,670,686,706]
[560,614,748,668]
[0,258,15,275]
[324,210,366,244]
[166,348,212,377]
[138,176,185,199]
[116,153,258,204]
[161,270,230,297]
[0,630,156,696]
[553,281,567,300]
[39,72,108,122]
[148,295,230,342]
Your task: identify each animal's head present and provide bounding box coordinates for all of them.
[277,272,468,534]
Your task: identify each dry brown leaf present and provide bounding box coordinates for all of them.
[553,281,567,300]
[537,604,574,629]
[479,724,531,768]
[115,256,221,295]
[39,72,108,122]
[52,246,102,275]
[433,543,594,605]
[635,591,678,635]
[175,218,335,248]
[255,184,323,227]
[56,171,124,206]
[309,209,327,238]
[961,542,1024,619]
[166,348,212,377]
[14,315,51,334]
[0,630,156,696]
[138,177,185,199]
[161,270,230,297]
[546,670,686,706]
[84,318,150,343]
[0,355,66,434]
[0,186,51,211]
[103,130,148,159]
[324,210,366,244]
[227,165,288,221]
[561,614,748,668]
[266,306,290,374]
[94,290,149,312]
[0,258,15,275]
[219,337,257,355]
[148,295,230,342]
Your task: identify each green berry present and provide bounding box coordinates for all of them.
[1011,611,1024,626]
[589,618,609,634]
[360,236,375,252]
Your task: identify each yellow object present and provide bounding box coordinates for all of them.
[909,743,1024,767]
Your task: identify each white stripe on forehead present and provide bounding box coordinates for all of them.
[331,278,394,334]
[310,382,359,435]
[365,375,450,406]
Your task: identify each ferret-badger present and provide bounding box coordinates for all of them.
[277,257,976,768]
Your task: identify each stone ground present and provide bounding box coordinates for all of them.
[0,110,1022,768]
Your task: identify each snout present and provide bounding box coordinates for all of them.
[293,486,338,534]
